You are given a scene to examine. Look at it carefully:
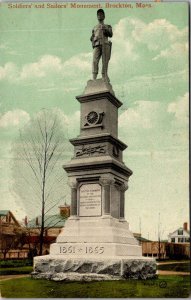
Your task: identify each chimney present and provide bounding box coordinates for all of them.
[183,222,188,231]
[59,203,70,218]
[36,217,39,226]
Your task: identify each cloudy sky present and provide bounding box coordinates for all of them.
[0,2,189,240]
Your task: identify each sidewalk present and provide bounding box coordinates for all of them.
[0,274,30,281]
[157,270,190,276]
[157,260,189,265]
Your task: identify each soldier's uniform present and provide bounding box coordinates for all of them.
[90,23,113,80]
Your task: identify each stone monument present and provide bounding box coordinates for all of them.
[32,10,156,281]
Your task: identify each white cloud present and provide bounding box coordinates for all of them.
[132,18,187,51]
[0,53,91,82]
[110,17,188,77]
[111,18,139,67]
[20,55,62,79]
[0,62,18,80]
[153,42,188,61]
[119,100,161,129]
[52,108,80,138]
[35,108,80,138]
[0,110,30,128]
[168,93,189,125]
[63,53,91,72]
[0,17,187,84]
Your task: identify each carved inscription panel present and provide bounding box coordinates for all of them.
[59,245,105,255]
[79,183,102,217]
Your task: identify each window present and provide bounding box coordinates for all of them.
[178,229,183,235]
[178,238,184,243]
[171,238,175,242]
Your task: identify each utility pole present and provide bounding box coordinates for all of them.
[158,212,161,261]
[139,217,142,237]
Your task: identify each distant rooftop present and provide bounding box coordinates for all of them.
[27,214,67,228]
[136,236,151,242]
[0,210,9,216]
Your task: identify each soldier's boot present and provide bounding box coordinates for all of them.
[93,73,98,80]
[102,73,110,83]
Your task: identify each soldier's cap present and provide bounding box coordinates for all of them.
[97,9,105,15]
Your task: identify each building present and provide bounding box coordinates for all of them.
[134,227,190,259]
[133,233,151,245]
[134,234,167,259]
[142,241,167,259]
[26,204,70,254]
[0,210,27,259]
[168,222,190,243]
[0,204,70,259]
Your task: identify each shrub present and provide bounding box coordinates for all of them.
[0,259,33,268]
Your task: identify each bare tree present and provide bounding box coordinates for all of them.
[13,109,71,255]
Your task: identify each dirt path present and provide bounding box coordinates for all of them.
[157,261,189,265]
[157,270,190,275]
[0,274,30,281]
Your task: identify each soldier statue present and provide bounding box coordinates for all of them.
[90,9,113,82]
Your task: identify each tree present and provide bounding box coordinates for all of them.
[13,109,71,255]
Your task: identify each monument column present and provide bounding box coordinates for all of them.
[68,179,78,217]
[99,175,115,216]
[119,182,128,220]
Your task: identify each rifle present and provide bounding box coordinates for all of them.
[101,24,107,81]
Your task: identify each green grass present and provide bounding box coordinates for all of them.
[0,266,33,275]
[158,262,190,272]
[1,275,190,298]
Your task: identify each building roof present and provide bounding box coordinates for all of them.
[169,227,190,236]
[27,214,66,229]
[0,210,20,226]
[136,236,151,242]
[0,210,10,216]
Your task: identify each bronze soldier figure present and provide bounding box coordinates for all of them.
[90,9,113,82]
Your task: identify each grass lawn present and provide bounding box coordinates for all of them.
[0,266,33,275]
[1,275,190,298]
[158,262,190,273]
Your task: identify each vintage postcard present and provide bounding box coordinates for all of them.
[0,0,190,298]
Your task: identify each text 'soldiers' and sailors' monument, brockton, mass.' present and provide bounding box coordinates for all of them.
[7,3,152,9]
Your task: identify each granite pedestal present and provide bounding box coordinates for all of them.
[32,79,156,281]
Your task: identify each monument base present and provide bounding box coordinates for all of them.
[83,78,115,95]
[32,217,157,281]
[32,255,156,281]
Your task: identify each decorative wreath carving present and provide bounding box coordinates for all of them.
[84,111,104,127]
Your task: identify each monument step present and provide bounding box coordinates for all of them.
[56,217,139,245]
[56,235,138,244]
[32,255,156,281]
